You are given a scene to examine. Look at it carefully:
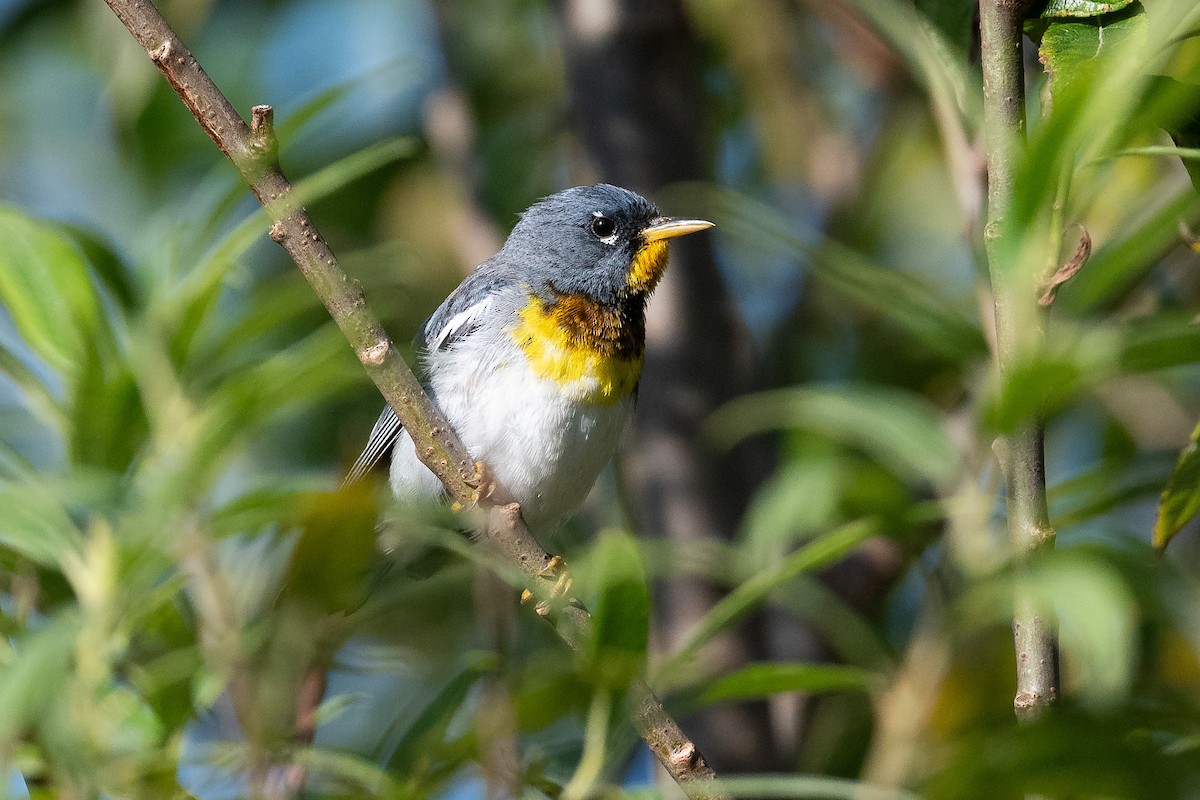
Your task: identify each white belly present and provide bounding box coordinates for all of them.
[389,344,633,531]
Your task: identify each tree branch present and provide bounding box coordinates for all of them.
[979,0,1060,723]
[102,0,724,794]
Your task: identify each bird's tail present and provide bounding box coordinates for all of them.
[343,404,402,486]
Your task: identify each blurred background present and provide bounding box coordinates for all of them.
[2,0,1200,798]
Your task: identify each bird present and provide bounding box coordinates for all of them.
[346,184,713,532]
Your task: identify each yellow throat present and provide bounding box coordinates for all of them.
[626,238,669,294]
[511,289,647,406]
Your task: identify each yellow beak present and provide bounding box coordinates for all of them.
[641,217,715,242]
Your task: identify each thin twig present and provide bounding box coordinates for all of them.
[102,0,724,794]
[979,0,1061,723]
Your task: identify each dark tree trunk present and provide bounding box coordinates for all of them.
[558,0,780,773]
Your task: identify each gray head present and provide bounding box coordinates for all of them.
[500,184,712,305]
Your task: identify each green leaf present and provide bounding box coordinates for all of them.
[1034,0,1135,18]
[167,136,417,366]
[1019,551,1137,710]
[208,481,330,539]
[0,340,64,428]
[709,385,959,485]
[295,746,403,798]
[584,530,649,689]
[1098,145,1200,162]
[0,485,83,566]
[290,137,419,212]
[708,775,919,800]
[67,340,148,472]
[959,549,1138,709]
[90,682,166,756]
[60,223,142,312]
[1154,420,1200,552]
[694,662,873,706]
[1050,452,1176,529]
[985,328,1118,432]
[1120,75,1200,191]
[383,653,495,773]
[812,242,987,362]
[657,519,880,689]
[691,186,986,361]
[188,273,324,389]
[839,0,982,127]
[742,456,843,564]
[0,207,104,374]
[281,486,379,614]
[0,420,41,481]
[773,579,897,669]
[915,0,977,55]
[274,58,413,144]
[1059,190,1200,313]
[1037,4,1146,102]
[177,327,361,493]
[1158,76,1200,190]
[274,80,363,144]
[0,613,78,747]
[198,136,418,280]
[1118,314,1200,373]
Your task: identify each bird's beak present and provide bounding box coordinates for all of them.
[641,217,715,242]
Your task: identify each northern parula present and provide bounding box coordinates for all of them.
[348,184,713,530]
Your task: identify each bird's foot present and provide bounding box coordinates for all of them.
[467,460,497,506]
[520,555,573,616]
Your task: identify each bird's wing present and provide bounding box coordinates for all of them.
[345,269,507,485]
[424,295,494,351]
[420,265,507,352]
[343,404,403,486]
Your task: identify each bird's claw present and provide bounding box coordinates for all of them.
[467,460,497,506]
[520,555,572,616]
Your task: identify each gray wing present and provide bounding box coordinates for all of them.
[424,295,494,351]
[419,263,509,351]
[344,267,508,485]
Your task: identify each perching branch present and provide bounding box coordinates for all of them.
[102,0,724,793]
[979,0,1061,722]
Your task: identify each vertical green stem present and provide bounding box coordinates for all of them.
[979,0,1060,722]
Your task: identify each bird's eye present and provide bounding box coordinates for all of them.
[588,214,617,242]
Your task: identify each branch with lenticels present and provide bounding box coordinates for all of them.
[102,0,725,795]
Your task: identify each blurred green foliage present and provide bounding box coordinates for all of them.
[1,0,1200,799]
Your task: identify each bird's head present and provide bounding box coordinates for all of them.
[503,184,713,306]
